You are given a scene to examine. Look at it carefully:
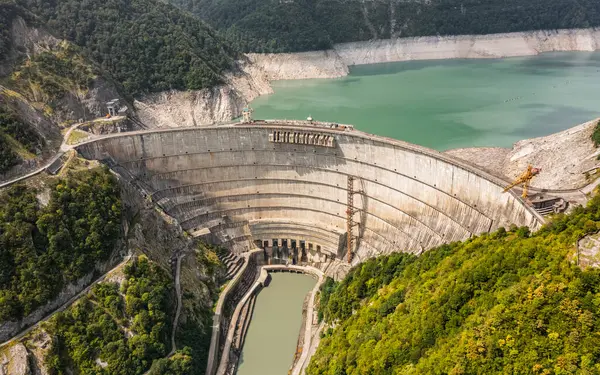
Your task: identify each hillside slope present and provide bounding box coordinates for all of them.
[0,0,246,179]
[16,0,239,98]
[168,0,600,53]
[310,195,600,374]
[0,2,129,180]
[0,164,227,374]
[1,256,193,375]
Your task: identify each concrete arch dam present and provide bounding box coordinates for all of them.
[76,122,543,274]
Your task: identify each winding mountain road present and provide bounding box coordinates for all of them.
[0,117,125,189]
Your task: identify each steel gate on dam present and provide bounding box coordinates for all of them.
[75,121,543,266]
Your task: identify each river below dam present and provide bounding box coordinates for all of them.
[251,52,600,151]
[237,273,316,375]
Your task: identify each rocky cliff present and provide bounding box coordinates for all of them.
[133,60,272,128]
[247,51,349,80]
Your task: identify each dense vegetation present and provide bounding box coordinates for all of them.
[42,248,222,375]
[169,0,600,53]
[148,349,193,375]
[16,0,238,97]
[0,106,43,153]
[309,195,600,374]
[318,252,415,323]
[173,241,225,371]
[0,168,121,323]
[44,256,176,375]
[0,106,43,173]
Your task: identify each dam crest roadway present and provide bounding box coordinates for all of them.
[74,119,549,278]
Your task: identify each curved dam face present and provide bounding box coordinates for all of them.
[76,122,542,274]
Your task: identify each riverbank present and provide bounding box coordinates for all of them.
[135,28,600,128]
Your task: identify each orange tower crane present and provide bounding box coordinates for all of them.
[502,164,541,199]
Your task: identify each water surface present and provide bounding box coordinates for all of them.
[251,52,600,150]
[237,273,315,375]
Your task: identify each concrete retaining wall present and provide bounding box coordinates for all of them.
[76,122,542,268]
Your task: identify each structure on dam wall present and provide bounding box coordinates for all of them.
[76,120,543,276]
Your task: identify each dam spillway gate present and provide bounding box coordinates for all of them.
[76,121,543,277]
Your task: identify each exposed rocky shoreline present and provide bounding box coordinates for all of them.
[136,28,600,128]
[446,119,600,190]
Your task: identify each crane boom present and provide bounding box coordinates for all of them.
[503,164,540,199]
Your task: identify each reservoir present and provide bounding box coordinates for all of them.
[237,273,316,375]
[251,52,600,151]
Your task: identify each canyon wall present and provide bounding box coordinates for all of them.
[447,118,600,191]
[256,28,600,79]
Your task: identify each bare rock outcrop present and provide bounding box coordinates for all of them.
[447,119,600,190]
[0,344,30,375]
[134,60,272,128]
[444,147,511,178]
[247,50,349,80]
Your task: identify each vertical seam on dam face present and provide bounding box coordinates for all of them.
[75,123,542,262]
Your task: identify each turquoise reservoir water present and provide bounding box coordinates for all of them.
[251,52,600,151]
[237,273,315,375]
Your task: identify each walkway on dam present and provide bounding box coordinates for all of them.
[2,119,597,202]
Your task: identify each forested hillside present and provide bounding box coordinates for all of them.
[5,0,238,98]
[169,0,600,53]
[309,196,600,374]
[0,168,121,323]
[44,256,179,375]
